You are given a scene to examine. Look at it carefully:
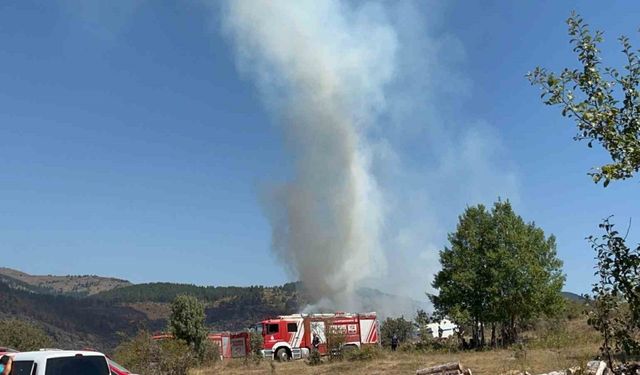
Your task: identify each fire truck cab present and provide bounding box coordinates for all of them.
[255,312,379,361]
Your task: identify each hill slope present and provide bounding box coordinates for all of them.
[93,282,304,331]
[0,267,131,296]
[0,281,157,351]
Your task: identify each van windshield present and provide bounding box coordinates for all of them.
[45,356,109,375]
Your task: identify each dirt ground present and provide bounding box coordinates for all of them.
[194,344,597,375]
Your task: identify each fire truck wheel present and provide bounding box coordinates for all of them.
[275,348,290,362]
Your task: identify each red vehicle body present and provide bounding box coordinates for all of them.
[256,312,379,361]
[152,332,250,360]
[0,347,18,357]
[107,358,138,375]
[209,332,250,359]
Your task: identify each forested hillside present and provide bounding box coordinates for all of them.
[0,281,155,350]
[93,282,304,331]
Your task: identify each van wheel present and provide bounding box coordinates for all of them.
[275,348,289,362]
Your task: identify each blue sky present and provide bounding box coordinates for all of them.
[1,1,639,298]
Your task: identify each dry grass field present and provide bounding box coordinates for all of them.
[196,319,600,375]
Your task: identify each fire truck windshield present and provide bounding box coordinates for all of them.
[251,323,263,334]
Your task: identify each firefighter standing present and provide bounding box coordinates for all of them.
[312,333,321,350]
[391,334,399,351]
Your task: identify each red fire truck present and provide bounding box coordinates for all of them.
[254,312,379,361]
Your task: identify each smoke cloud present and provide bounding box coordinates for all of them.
[220,1,396,308]
[217,0,519,312]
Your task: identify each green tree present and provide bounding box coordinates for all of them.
[168,295,208,355]
[430,200,565,347]
[587,218,640,368]
[380,316,413,348]
[528,12,640,186]
[0,319,53,351]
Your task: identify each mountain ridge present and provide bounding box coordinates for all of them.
[0,267,131,296]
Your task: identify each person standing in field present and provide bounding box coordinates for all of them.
[391,334,399,351]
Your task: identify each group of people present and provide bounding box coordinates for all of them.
[0,355,12,375]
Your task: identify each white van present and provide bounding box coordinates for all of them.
[8,350,110,375]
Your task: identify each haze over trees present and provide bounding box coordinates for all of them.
[430,200,565,348]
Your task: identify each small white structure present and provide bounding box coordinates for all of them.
[425,319,457,338]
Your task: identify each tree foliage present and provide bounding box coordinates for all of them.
[168,295,208,354]
[0,319,53,351]
[587,218,640,368]
[380,316,413,347]
[528,12,640,186]
[430,200,565,347]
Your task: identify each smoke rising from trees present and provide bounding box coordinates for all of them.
[220,0,395,307]
[218,0,519,311]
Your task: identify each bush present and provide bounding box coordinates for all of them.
[158,339,195,375]
[399,342,415,352]
[325,321,346,361]
[380,317,413,348]
[113,331,159,375]
[307,349,322,366]
[200,340,221,366]
[246,330,264,366]
[113,331,197,375]
[344,345,383,361]
[0,319,53,351]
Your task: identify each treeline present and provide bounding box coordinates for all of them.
[93,281,302,304]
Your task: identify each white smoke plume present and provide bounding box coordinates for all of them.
[216,0,519,313]
[220,0,396,308]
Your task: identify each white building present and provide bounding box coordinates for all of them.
[425,319,457,338]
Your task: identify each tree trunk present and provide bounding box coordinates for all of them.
[509,315,517,344]
[415,362,462,374]
[480,322,485,347]
[490,323,496,348]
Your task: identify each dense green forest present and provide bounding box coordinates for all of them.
[92,281,301,304]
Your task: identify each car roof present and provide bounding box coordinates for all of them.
[12,350,107,362]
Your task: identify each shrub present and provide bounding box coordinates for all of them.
[325,321,347,361]
[399,342,415,352]
[113,331,159,375]
[0,319,53,351]
[158,339,194,375]
[344,345,383,361]
[380,317,413,348]
[198,339,220,367]
[307,348,322,366]
[113,331,197,375]
[246,329,264,365]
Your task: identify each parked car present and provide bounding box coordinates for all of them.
[9,350,110,375]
